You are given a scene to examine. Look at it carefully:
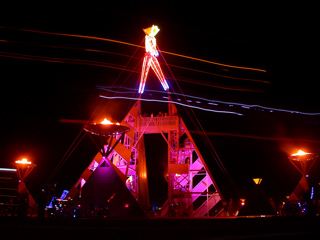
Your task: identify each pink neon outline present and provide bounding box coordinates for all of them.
[138,26,169,93]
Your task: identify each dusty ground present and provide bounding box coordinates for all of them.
[0,216,319,239]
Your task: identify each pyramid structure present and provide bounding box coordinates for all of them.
[67,99,224,217]
[72,160,146,217]
[238,184,275,216]
[289,176,310,201]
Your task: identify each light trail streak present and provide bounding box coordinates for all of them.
[0,50,264,92]
[188,131,320,143]
[97,86,320,116]
[169,63,270,84]
[160,50,267,72]
[1,27,141,48]
[176,77,264,92]
[1,26,267,72]
[58,119,320,143]
[0,38,139,59]
[0,51,141,72]
[99,95,243,116]
[1,38,268,85]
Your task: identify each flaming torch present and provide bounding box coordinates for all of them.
[288,150,318,201]
[84,118,130,157]
[14,158,38,215]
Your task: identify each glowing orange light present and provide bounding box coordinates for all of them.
[101,118,113,125]
[240,199,245,206]
[292,150,309,156]
[100,118,120,125]
[253,178,262,185]
[3,27,266,73]
[143,25,160,37]
[15,158,31,164]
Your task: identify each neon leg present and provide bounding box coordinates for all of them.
[150,57,169,91]
[139,55,152,93]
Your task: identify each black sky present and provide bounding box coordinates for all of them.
[1,4,320,204]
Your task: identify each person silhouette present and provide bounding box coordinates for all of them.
[138,25,169,94]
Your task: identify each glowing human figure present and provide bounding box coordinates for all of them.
[138,25,169,94]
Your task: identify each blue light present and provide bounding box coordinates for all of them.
[99,95,243,116]
[98,86,320,116]
[0,168,17,172]
[311,187,314,199]
[59,190,69,200]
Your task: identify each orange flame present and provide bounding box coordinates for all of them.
[292,150,309,156]
[15,158,31,164]
[101,118,113,125]
[100,118,120,125]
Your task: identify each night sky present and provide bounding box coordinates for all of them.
[1,4,319,206]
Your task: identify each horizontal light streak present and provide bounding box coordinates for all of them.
[97,86,320,116]
[1,50,261,92]
[0,51,139,72]
[99,95,243,116]
[0,27,141,48]
[161,50,266,72]
[168,63,269,84]
[59,118,320,143]
[1,26,266,72]
[0,168,17,172]
[189,131,320,143]
[1,38,268,85]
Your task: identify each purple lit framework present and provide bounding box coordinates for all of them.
[68,123,131,199]
[68,100,223,217]
[67,25,223,217]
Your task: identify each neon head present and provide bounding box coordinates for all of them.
[143,25,160,37]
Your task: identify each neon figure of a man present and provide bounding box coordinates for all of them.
[138,25,169,94]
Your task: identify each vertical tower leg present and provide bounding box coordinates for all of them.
[161,102,223,217]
